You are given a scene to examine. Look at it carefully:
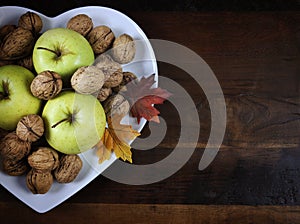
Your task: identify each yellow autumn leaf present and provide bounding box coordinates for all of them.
[108,114,140,143]
[95,114,140,164]
[95,140,111,164]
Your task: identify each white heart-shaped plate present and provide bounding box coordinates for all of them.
[0,6,158,213]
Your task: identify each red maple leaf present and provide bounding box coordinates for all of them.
[122,74,172,124]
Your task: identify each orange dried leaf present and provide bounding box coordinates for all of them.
[108,113,140,143]
[95,139,112,164]
[96,114,140,164]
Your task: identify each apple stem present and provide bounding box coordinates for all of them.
[0,80,9,100]
[51,117,71,128]
[37,47,61,58]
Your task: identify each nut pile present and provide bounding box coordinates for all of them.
[0,11,42,69]
[66,14,138,113]
[0,115,83,194]
[0,11,139,194]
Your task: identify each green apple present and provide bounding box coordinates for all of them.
[42,91,106,154]
[0,65,42,130]
[32,28,94,84]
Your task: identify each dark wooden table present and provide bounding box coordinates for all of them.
[1,10,300,223]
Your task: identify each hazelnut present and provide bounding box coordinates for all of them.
[87,25,115,54]
[103,94,130,116]
[71,66,105,94]
[94,54,122,80]
[0,25,17,40]
[16,114,44,142]
[0,27,34,60]
[26,169,53,194]
[30,70,63,100]
[54,154,82,183]
[111,34,136,64]
[112,71,137,93]
[0,132,31,161]
[97,87,112,102]
[67,14,93,36]
[28,147,59,172]
[2,157,29,176]
[18,11,43,33]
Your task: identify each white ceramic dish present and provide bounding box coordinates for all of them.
[0,6,157,213]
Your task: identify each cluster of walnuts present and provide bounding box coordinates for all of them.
[66,14,138,117]
[0,114,83,194]
[0,12,139,194]
[0,11,42,70]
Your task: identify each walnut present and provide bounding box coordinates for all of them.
[54,154,82,183]
[0,132,31,161]
[18,11,43,34]
[28,147,59,172]
[97,87,112,102]
[94,54,122,81]
[16,114,44,142]
[30,71,63,100]
[26,169,53,194]
[111,34,136,64]
[0,27,34,60]
[103,69,123,88]
[2,157,29,176]
[0,60,15,67]
[103,94,130,116]
[87,25,115,54]
[0,128,9,140]
[112,71,137,93]
[67,14,93,36]
[0,25,16,40]
[17,55,34,71]
[71,66,105,94]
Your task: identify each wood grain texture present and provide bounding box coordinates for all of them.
[0,11,300,222]
[0,203,300,224]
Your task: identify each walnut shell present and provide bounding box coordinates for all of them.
[97,87,112,102]
[0,128,9,140]
[103,69,123,88]
[112,71,137,93]
[26,169,53,194]
[0,27,34,60]
[18,11,43,33]
[0,25,17,40]
[17,55,34,71]
[30,71,63,100]
[71,65,105,94]
[16,114,44,142]
[67,14,93,36]
[0,132,31,161]
[54,154,82,183]
[2,157,29,176]
[94,54,122,80]
[0,59,15,67]
[103,94,130,116]
[111,34,136,64]
[28,147,59,172]
[87,25,115,54]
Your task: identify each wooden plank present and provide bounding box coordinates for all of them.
[0,203,299,224]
